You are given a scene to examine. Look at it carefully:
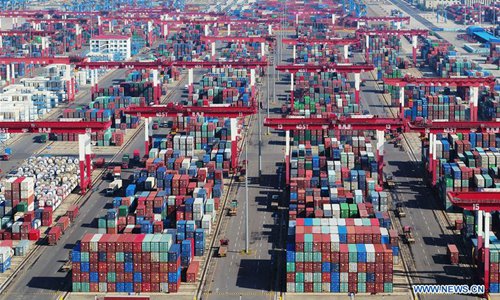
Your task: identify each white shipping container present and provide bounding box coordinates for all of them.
[90,234,102,252]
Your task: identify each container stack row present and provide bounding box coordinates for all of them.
[71,233,184,293]
[286,218,396,293]
[293,72,358,115]
[421,133,500,209]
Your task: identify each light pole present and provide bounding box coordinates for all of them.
[258,87,262,177]
[267,61,270,135]
[245,139,249,253]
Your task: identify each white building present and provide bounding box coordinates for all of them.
[90,35,131,61]
[423,0,495,9]
[424,0,460,10]
[462,0,496,5]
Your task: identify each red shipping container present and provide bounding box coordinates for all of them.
[47,226,62,245]
[28,229,40,241]
[107,283,116,293]
[168,283,178,293]
[304,282,313,293]
[186,261,200,283]
[0,240,13,247]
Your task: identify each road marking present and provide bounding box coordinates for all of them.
[204,292,273,296]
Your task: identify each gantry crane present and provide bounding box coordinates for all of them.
[275,63,375,106]
[75,59,267,103]
[264,115,500,186]
[0,57,75,101]
[123,104,257,170]
[281,38,360,62]
[355,29,429,64]
[264,115,401,185]
[25,18,88,49]
[345,16,410,29]
[199,36,270,61]
[384,75,497,121]
[0,120,111,194]
[448,191,500,296]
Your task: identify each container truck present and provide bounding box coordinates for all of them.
[395,202,406,218]
[133,149,141,161]
[0,148,11,161]
[447,244,459,264]
[122,154,130,169]
[37,134,47,143]
[106,179,123,196]
[113,166,121,179]
[152,120,159,130]
[228,200,238,216]
[218,239,229,257]
[403,226,415,244]
[93,157,106,168]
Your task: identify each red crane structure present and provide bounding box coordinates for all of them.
[75,59,267,103]
[96,15,157,44]
[420,119,500,186]
[345,16,411,29]
[0,30,56,56]
[199,36,269,60]
[0,57,75,101]
[264,115,500,186]
[281,37,360,61]
[275,63,376,106]
[123,104,257,169]
[447,191,500,295]
[264,115,400,185]
[0,120,111,194]
[25,18,86,49]
[384,75,496,121]
[287,8,342,25]
[355,29,429,64]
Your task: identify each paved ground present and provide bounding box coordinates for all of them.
[352,7,482,298]
[201,35,287,300]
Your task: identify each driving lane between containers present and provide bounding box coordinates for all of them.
[202,49,288,300]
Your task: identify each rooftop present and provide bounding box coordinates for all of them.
[91,35,130,40]
[473,31,500,43]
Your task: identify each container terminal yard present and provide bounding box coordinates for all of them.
[0,0,498,299]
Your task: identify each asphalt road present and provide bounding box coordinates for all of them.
[352,12,480,296]
[201,36,289,300]
[385,0,437,29]
[0,66,202,300]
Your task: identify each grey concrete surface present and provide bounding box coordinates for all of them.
[201,36,287,300]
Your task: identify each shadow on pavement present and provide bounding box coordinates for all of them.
[236,259,272,291]
[27,274,71,291]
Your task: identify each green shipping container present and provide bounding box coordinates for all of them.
[107,272,116,282]
[16,202,28,213]
[115,252,124,262]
